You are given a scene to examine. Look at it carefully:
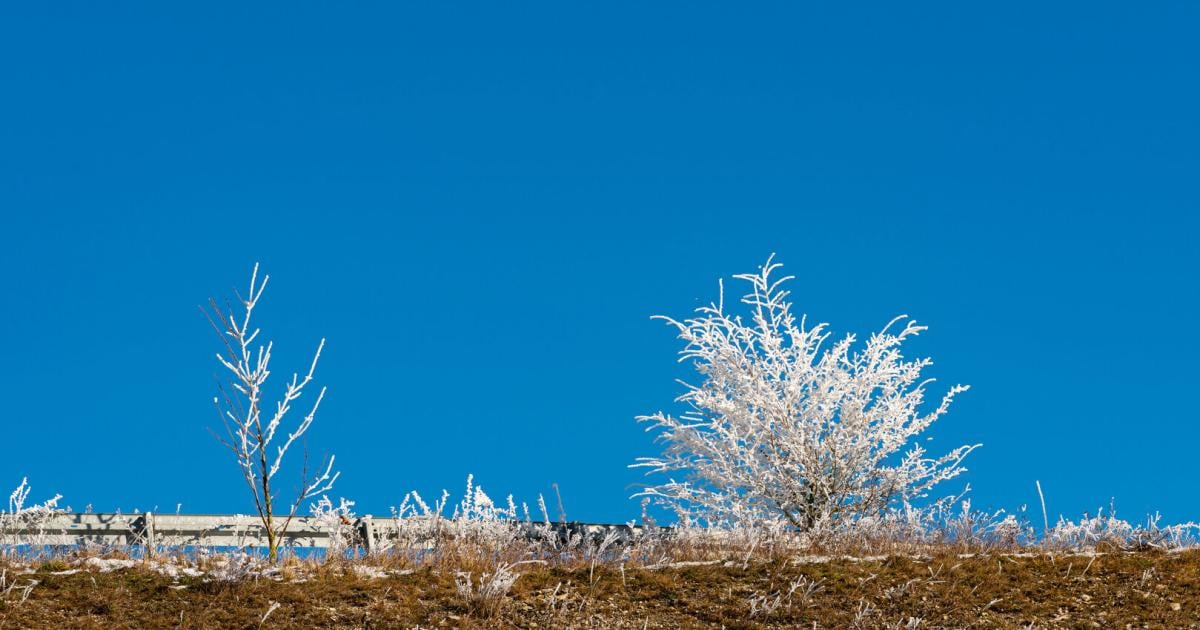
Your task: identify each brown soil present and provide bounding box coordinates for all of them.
[3,551,1200,628]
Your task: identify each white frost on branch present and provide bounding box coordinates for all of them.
[2,478,63,550]
[633,256,979,531]
[5,478,61,518]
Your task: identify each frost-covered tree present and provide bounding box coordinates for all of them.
[205,264,337,560]
[634,256,978,531]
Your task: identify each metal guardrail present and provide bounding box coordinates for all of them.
[0,513,649,553]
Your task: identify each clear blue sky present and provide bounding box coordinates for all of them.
[1,3,1197,525]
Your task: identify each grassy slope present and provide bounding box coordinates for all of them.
[3,551,1200,628]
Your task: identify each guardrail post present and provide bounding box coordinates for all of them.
[134,512,156,556]
[357,516,375,556]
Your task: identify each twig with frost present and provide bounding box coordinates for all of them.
[260,601,281,625]
[0,569,38,607]
[749,574,824,618]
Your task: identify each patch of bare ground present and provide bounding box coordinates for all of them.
[3,550,1200,628]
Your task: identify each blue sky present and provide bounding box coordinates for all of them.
[1,3,1197,525]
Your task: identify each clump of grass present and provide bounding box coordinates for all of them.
[454,560,523,618]
[0,568,39,609]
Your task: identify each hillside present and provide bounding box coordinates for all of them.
[4,550,1199,628]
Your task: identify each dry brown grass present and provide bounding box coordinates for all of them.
[3,549,1200,628]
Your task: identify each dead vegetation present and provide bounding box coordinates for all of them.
[7,472,1200,628]
[3,549,1200,628]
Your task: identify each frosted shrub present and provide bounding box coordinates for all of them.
[635,256,978,533]
[392,475,524,556]
[941,500,1032,550]
[389,490,446,550]
[1044,507,1199,551]
[656,507,800,561]
[454,561,521,617]
[200,549,268,582]
[1045,509,1136,550]
[816,495,1035,554]
[309,496,358,557]
[5,478,62,522]
[449,475,521,549]
[1,478,62,552]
